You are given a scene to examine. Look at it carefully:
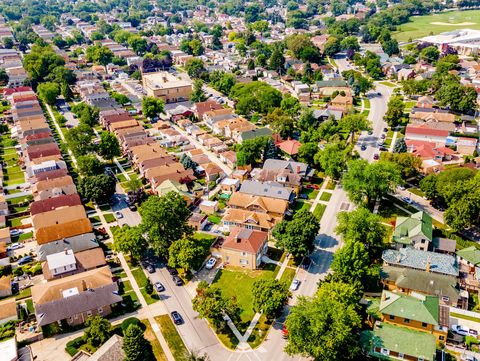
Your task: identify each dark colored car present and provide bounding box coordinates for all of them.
[146,264,155,273]
[373,153,380,160]
[379,146,388,151]
[171,311,183,325]
[360,144,367,151]
[128,204,137,211]
[172,275,183,286]
[18,256,33,265]
[302,257,311,269]
[383,128,388,132]
[166,266,178,275]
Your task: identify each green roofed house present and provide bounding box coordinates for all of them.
[360,322,436,361]
[393,211,433,251]
[378,290,448,343]
[456,246,480,292]
[237,128,273,143]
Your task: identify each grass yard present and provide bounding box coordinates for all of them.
[313,203,327,220]
[207,214,222,224]
[247,314,274,349]
[7,216,29,227]
[141,319,168,361]
[320,192,332,202]
[393,10,480,42]
[303,188,319,200]
[6,195,32,205]
[326,180,336,190]
[11,231,33,243]
[103,213,116,223]
[280,267,297,286]
[155,315,188,361]
[131,267,159,305]
[16,287,32,300]
[450,312,480,324]
[212,264,279,333]
[379,81,398,88]
[89,215,101,224]
[408,187,425,198]
[292,200,312,213]
[363,98,371,109]
[377,199,411,225]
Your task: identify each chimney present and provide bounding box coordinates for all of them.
[426,257,431,273]
[235,234,240,243]
[81,280,87,291]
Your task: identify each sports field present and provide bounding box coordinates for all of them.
[393,10,480,42]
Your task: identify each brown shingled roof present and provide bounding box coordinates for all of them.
[223,227,268,254]
[35,218,92,245]
[30,194,82,215]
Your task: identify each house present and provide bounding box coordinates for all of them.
[397,68,416,81]
[0,227,11,244]
[431,237,456,255]
[218,227,268,270]
[314,80,351,97]
[222,208,281,233]
[220,178,240,194]
[194,100,223,121]
[35,218,93,245]
[227,193,288,218]
[456,137,478,155]
[155,179,193,205]
[0,338,17,361]
[239,180,294,202]
[188,212,208,231]
[276,139,301,157]
[0,298,16,325]
[77,334,125,361]
[381,265,460,307]
[330,94,353,112]
[30,194,82,216]
[392,211,433,251]
[31,266,122,327]
[42,248,106,281]
[142,71,192,104]
[237,128,273,143]
[199,200,218,215]
[262,159,312,179]
[457,246,480,292]
[378,290,448,343]
[382,248,459,277]
[405,125,449,145]
[0,276,12,298]
[37,233,99,261]
[219,150,237,169]
[360,322,436,361]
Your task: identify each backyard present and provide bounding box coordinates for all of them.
[393,10,480,42]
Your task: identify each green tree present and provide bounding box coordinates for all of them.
[382,39,399,56]
[77,155,104,176]
[435,80,477,113]
[335,208,386,251]
[323,37,341,57]
[123,324,153,361]
[393,137,407,153]
[139,192,193,256]
[342,159,402,207]
[78,175,116,203]
[268,48,285,73]
[337,114,370,143]
[65,123,95,156]
[86,45,113,67]
[185,58,205,78]
[314,141,351,180]
[113,225,147,260]
[268,109,295,139]
[252,279,289,318]
[191,79,207,103]
[384,95,405,127]
[229,81,282,115]
[0,69,9,85]
[273,209,320,258]
[168,237,208,273]
[209,71,236,94]
[420,46,440,63]
[297,142,318,165]
[98,131,121,161]
[236,137,268,166]
[37,82,60,105]
[128,36,148,55]
[125,176,143,193]
[380,152,421,178]
[340,36,360,52]
[331,241,369,285]
[297,108,317,131]
[3,37,13,49]
[142,96,165,119]
[83,316,111,348]
[61,81,73,101]
[285,282,361,360]
[263,137,279,161]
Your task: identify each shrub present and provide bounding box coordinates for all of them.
[121,317,145,334]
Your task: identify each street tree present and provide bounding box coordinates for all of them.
[65,123,95,156]
[78,174,116,203]
[420,46,440,63]
[142,96,164,119]
[273,209,320,259]
[297,142,318,166]
[77,155,104,176]
[380,152,421,178]
[337,114,370,143]
[113,225,147,260]
[314,141,352,180]
[236,137,268,166]
[331,240,369,286]
[83,316,111,348]
[139,192,193,256]
[123,324,153,361]
[335,207,386,251]
[393,137,407,153]
[342,159,402,207]
[384,95,405,127]
[168,237,208,273]
[191,79,207,103]
[98,131,121,161]
[185,58,205,78]
[252,279,289,318]
[268,48,285,73]
[37,82,60,105]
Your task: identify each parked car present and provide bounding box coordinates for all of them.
[383,128,388,132]
[469,329,478,337]
[154,282,165,292]
[10,229,22,237]
[360,144,367,151]
[115,211,123,219]
[397,185,406,191]
[305,184,319,190]
[302,257,311,269]
[171,311,183,325]
[452,325,469,336]
[7,243,23,251]
[379,146,388,151]
[373,153,380,160]
[166,266,178,275]
[281,324,288,339]
[368,130,373,135]
[205,257,217,270]
[290,279,301,291]
[18,256,33,265]
[402,196,413,204]
[128,204,137,211]
[172,275,183,286]
[381,134,386,139]
[146,264,155,273]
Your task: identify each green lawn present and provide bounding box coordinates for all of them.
[379,81,397,88]
[408,187,425,198]
[363,98,371,109]
[313,204,327,220]
[104,213,116,223]
[303,188,319,200]
[16,287,32,300]
[247,314,274,349]
[7,216,29,227]
[130,267,159,305]
[207,214,222,224]
[292,200,312,213]
[326,180,336,190]
[319,192,332,202]
[450,312,480,324]
[393,10,480,42]
[212,264,279,333]
[155,315,188,361]
[142,319,168,361]
[377,199,410,225]
[11,231,33,243]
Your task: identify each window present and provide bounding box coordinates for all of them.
[241,252,247,256]
[240,259,248,265]
[98,307,103,314]
[422,322,427,328]
[380,348,390,356]
[439,335,445,341]
[389,315,395,320]
[398,353,404,359]
[421,239,426,243]
[404,318,410,324]
[86,310,92,317]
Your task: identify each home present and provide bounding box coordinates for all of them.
[237,128,273,143]
[330,94,353,112]
[0,276,12,298]
[378,290,448,343]
[35,218,93,245]
[36,232,99,261]
[188,212,208,231]
[219,151,237,169]
[405,125,449,145]
[382,248,459,277]
[227,193,288,218]
[142,71,192,103]
[457,246,480,292]
[203,163,225,182]
[0,298,17,325]
[32,175,78,201]
[72,334,125,361]
[313,80,351,97]
[239,180,294,202]
[0,227,11,244]
[155,179,193,205]
[31,266,122,327]
[217,227,268,270]
[397,68,416,81]
[456,137,478,155]
[200,200,218,215]
[222,208,280,233]
[392,211,433,251]
[312,108,343,122]
[220,178,240,194]
[431,237,456,255]
[194,100,223,121]
[360,322,436,361]
[276,139,301,157]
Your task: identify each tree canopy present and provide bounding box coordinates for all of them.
[142,96,165,119]
[229,81,282,116]
[113,225,147,260]
[252,279,289,318]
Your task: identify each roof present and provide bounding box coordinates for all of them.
[89,334,124,361]
[379,290,439,325]
[32,205,87,229]
[393,211,433,245]
[46,249,76,270]
[360,322,436,361]
[0,276,11,292]
[0,298,16,321]
[223,227,268,254]
[156,179,189,196]
[406,125,449,137]
[457,246,480,266]
[432,237,456,253]
[37,233,99,261]
[316,79,348,87]
[382,248,458,276]
[30,194,82,216]
[223,208,281,230]
[240,127,272,141]
[35,218,93,245]
[0,338,17,361]
[381,265,459,304]
[239,180,293,201]
[228,192,288,214]
[33,175,75,192]
[277,139,301,155]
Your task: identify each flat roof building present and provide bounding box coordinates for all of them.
[142,71,192,104]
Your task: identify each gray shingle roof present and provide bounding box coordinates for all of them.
[382,248,458,276]
[239,180,293,201]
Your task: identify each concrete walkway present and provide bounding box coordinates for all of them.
[389,131,398,153]
[310,177,331,212]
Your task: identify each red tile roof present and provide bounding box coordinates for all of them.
[223,227,268,254]
[30,194,82,216]
[195,100,223,119]
[406,125,449,137]
[34,168,68,182]
[3,86,33,96]
[277,139,301,155]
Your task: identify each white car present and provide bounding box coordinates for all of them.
[115,211,123,219]
[7,243,23,251]
[402,197,413,204]
[205,257,217,270]
[290,279,301,291]
[9,229,22,237]
[452,324,469,336]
